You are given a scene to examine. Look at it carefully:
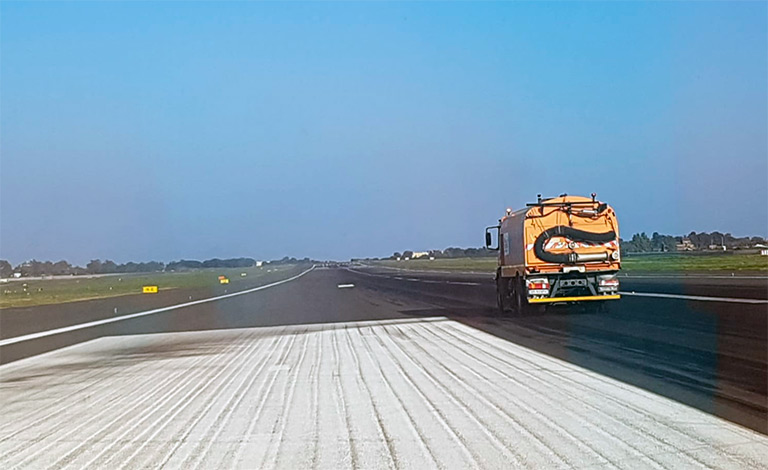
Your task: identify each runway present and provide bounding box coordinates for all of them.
[1,266,766,469]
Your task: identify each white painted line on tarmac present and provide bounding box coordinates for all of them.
[0,266,316,348]
[348,268,482,286]
[349,268,764,303]
[620,291,768,304]
[622,274,768,280]
[363,265,768,281]
[337,284,355,289]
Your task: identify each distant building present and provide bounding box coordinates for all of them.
[676,238,695,251]
[708,244,726,251]
[411,251,430,259]
[255,261,264,267]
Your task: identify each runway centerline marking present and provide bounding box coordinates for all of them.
[0,266,316,347]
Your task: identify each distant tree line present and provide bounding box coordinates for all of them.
[621,231,766,253]
[375,231,767,260]
[620,233,680,253]
[165,258,259,271]
[0,256,316,278]
[382,247,497,261]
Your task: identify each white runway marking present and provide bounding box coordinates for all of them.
[0,266,315,347]
[349,268,764,303]
[348,268,481,286]
[337,284,355,288]
[2,318,766,469]
[620,291,768,304]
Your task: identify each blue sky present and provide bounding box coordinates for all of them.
[1,1,766,264]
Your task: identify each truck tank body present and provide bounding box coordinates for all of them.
[500,195,620,276]
[488,194,621,310]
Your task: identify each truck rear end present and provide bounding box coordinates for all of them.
[486,194,621,312]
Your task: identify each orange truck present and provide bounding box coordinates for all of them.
[485,194,621,312]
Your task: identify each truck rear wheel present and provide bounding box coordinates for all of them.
[496,274,510,314]
[511,275,524,313]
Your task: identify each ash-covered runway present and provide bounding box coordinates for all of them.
[1,267,766,469]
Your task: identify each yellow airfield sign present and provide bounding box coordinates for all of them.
[142,285,158,294]
[219,278,230,284]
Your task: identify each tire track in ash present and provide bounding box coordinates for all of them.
[383,324,553,469]
[435,321,767,469]
[309,325,323,468]
[407,322,664,469]
[0,347,177,453]
[433,321,720,467]
[193,333,294,469]
[341,325,398,470]
[59,332,263,470]
[227,331,302,468]
[355,324,443,469]
[3,337,228,469]
[119,331,287,469]
[330,325,359,469]
[311,325,355,469]
[368,324,481,469]
[1,354,131,417]
[261,331,312,470]
[2,357,186,465]
[187,333,299,470]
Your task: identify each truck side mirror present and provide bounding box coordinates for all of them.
[485,226,500,251]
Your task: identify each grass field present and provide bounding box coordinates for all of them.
[0,264,300,309]
[369,252,768,274]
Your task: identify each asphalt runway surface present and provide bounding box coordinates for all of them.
[1,266,766,469]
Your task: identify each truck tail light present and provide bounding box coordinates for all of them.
[598,277,619,292]
[527,278,550,295]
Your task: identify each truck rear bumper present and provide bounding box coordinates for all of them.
[528,294,620,303]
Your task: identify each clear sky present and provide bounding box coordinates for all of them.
[1,1,766,264]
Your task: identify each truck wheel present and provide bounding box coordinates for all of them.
[496,276,509,314]
[512,275,524,314]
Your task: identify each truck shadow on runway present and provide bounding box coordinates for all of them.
[397,299,767,435]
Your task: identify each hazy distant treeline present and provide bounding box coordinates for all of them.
[621,231,766,253]
[383,247,497,260]
[379,231,767,260]
[0,256,312,278]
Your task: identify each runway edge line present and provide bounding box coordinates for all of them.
[0,266,316,347]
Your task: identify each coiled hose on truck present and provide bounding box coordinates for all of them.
[533,226,616,264]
